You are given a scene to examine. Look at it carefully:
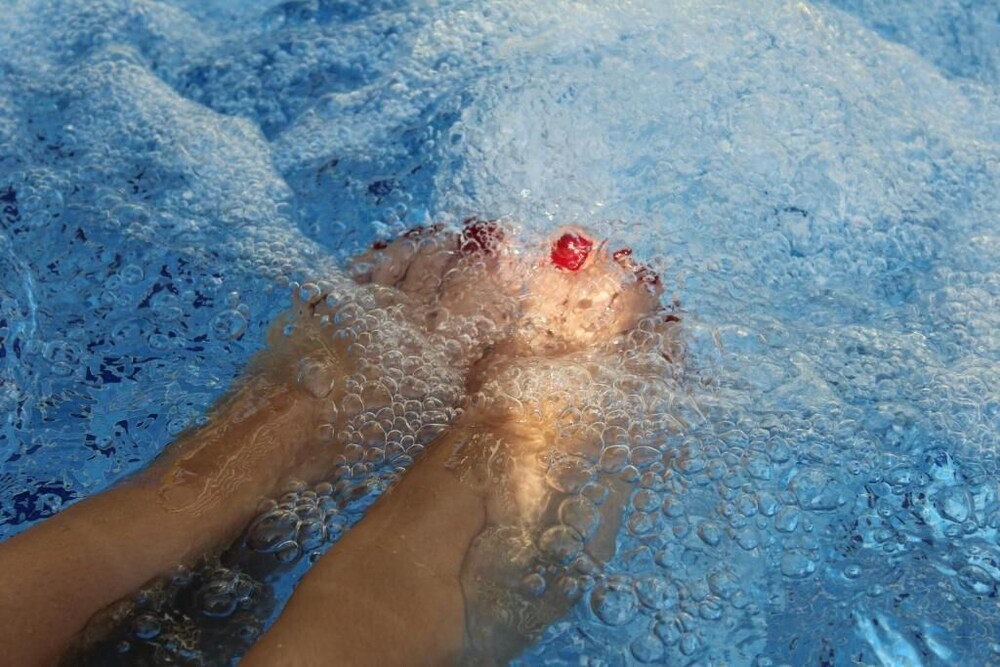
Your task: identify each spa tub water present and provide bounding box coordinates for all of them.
[1,0,999,664]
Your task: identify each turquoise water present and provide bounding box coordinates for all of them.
[1,0,999,664]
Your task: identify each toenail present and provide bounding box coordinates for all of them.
[613,246,659,287]
[636,265,660,287]
[460,218,504,255]
[372,240,388,250]
[551,232,593,271]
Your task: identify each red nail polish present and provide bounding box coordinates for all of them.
[613,246,659,287]
[636,265,660,287]
[401,223,443,240]
[460,218,503,255]
[613,247,633,263]
[551,233,593,271]
[372,240,388,250]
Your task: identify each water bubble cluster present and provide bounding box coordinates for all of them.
[246,481,349,562]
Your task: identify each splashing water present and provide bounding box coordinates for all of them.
[1,0,999,664]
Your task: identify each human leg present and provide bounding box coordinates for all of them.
[0,221,521,665]
[244,232,676,665]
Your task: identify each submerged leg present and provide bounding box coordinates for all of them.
[0,222,522,665]
[244,232,676,665]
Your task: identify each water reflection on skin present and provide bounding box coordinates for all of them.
[0,220,683,666]
[244,221,681,665]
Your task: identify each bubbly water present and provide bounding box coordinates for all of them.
[2,0,999,664]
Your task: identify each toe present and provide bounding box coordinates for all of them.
[517,239,664,352]
[347,236,417,286]
[434,218,517,319]
[370,237,420,286]
[397,228,459,300]
[349,224,460,303]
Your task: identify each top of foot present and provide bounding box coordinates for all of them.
[350,219,664,360]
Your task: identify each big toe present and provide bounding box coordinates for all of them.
[516,235,664,353]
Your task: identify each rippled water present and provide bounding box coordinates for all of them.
[1,0,998,664]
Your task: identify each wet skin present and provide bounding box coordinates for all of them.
[246,224,671,664]
[0,221,673,665]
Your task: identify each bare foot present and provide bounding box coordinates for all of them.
[153,220,522,521]
[241,226,682,667]
[431,230,679,662]
[346,217,521,346]
[494,228,662,356]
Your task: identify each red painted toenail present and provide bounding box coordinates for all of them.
[613,246,659,287]
[613,247,633,263]
[372,240,388,250]
[551,233,593,271]
[400,223,443,240]
[636,265,660,287]
[460,218,503,255]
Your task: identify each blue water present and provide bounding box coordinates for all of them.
[2,0,999,664]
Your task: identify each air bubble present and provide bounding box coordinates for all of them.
[119,264,144,284]
[956,565,997,596]
[521,572,547,597]
[756,491,779,517]
[600,425,630,448]
[654,618,681,646]
[558,496,600,540]
[210,309,247,340]
[935,488,972,524]
[538,525,584,564]
[634,575,676,610]
[734,528,759,551]
[736,493,758,516]
[774,507,800,533]
[582,482,609,505]
[200,580,238,618]
[296,519,327,550]
[698,598,723,620]
[590,577,638,626]
[780,550,815,579]
[341,393,364,418]
[246,510,298,553]
[707,571,741,599]
[790,469,844,511]
[599,445,630,473]
[697,521,723,546]
[275,540,303,564]
[630,446,661,468]
[632,489,661,512]
[132,613,161,640]
[297,357,337,398]
[298,282,323,304]
[546,456,594,494]
[631,632,665,663]
[679,632,701,656]
[675,456,706,476]
[628,511,660,536]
